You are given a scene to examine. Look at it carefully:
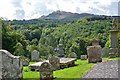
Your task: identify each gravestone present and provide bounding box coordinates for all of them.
[101,48,110,57]
[109,18,119,58]
[87,46,102,63]
[69,52,77,58]
[0,50,23,79]
[23,60,29,66]
[56,38,64,57]
[48,55,60,70]
[80,55,87,60]
[31,50,40,62]
[39,62,53,80]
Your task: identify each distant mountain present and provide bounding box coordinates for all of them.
[42,10,96,20]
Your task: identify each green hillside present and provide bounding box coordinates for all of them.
[1,12,120,59]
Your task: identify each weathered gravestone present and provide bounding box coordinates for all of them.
[68,52,77,58]
[80,55,87,60]
[87,46,102,63]
[109,18,119,58]
[23,60,29,66]
[31,50,40,62]
[39,62,53,80]
[48,55,60,70]
[56,38,64,57]
[0,50,23,79]
[101,48,110,58]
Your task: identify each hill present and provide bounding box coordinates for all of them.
[43,10,96,20]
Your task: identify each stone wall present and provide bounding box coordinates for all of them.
[0,50,23,79]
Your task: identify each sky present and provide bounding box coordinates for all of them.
[0,0,119,20]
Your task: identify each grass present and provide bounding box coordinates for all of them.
[23,57,120,79]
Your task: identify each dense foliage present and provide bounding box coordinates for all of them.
[1,16,120,59]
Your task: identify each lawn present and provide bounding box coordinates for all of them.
[23,57,120,79]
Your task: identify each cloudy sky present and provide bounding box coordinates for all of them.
[0,0,119,20]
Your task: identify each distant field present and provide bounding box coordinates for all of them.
[23,57,120,79]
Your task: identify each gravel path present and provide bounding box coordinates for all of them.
[83,60,119,79]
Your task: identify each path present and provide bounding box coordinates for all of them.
[83,60,119,79]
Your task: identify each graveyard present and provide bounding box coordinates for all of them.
[0,10,120,79]
[23,57,119,79]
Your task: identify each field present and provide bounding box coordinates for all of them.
[23,57,120,79]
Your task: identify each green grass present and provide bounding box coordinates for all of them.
[102,57,120,61]
[23,59,96,79]
[54,60,96,80]
[23,57,120,79]
[23,66,40,79]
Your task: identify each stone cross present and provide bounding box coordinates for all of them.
[0,50,23,79]
[110,18,119,48]
[109,18,119,58]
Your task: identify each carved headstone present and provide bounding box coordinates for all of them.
[101,48,110,57]
[80,55,87,60]
[39,62,53,80]
[0,50,23,79]
[48,55,60,70]
[87,46,102,63]
[31,50,40,61]
[69,52,77,58]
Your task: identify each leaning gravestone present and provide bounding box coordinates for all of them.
[39,61,53,80]
[87,46,102,63]
[101,48,110,58]
[80,55,87,60]
[69,52,77,58]
[48,55,60,70]
[31,50,40,62]
[0,50,23,79]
